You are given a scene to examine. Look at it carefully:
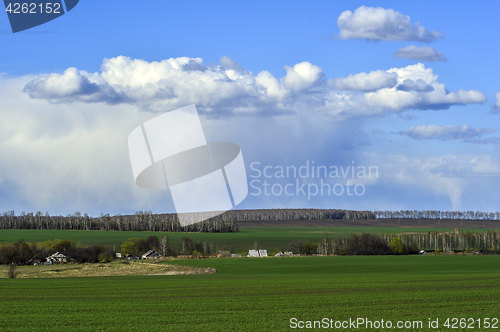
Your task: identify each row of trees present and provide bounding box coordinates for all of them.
[330,230,500,255]
[0,211,238,232]
[2,209,499,232]
[215,209,376,221]
[117,235,220,257]
[375,210,500,220]
[0,235,227,266]
[0,239,115,266]
[2,229,500,266]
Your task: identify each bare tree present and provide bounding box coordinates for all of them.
[159,235,169,257]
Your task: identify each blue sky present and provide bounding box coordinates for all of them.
[0,1,499,216]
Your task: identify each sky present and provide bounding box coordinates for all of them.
[0,1,499,217]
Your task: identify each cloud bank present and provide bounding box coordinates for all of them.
[0,73,497,216]
[23,56,485,118]
[397,124,500,148]
[328,70,398,91]
[394,45,447,62]
[397,124,496,141]
[336,6,443,42]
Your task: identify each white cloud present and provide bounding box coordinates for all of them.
[397,124,496,141]
[396,79,433,92]
[23,57,485,118]
[328,70,398,91]
[394,45,447,62]
[0,76,164,216]
[336,6,443,42]
[371,153,500,210]
[325,63,485,117]
[282,61,324,92]
[0,74,497,215]
[24,56,325,116]
[492,92,500,114]
[430,155,500,178]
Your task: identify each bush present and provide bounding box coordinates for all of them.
[333,245,347,256]
[286,240,318,255]
[389,237,404,255]
[347,234,392,255]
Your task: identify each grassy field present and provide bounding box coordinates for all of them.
[0,255,499,331]
[0,260,215,279]
[0,226,496,253]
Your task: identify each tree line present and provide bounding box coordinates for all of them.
[0,211,238,232]
[375,210,500,220]
[330,229,500,255]
[2,229,500,270]
[0,235,223,266]
[0,208,377,232]
[0,208,499,232]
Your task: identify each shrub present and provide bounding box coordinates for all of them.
[333,246,347,256]
[347,234,391,255]
[389,237,404,255]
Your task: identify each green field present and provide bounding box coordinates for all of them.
[0,227,495,253]
[1,255,499,331]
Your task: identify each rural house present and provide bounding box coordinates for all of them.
[142,250,161,259]
[46,252,67,264]
[27,256,47,265]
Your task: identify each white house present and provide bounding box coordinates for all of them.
[142,250,161,259]
[46,252,67,264]
[247,250,268,257]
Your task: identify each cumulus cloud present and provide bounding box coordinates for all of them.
[325,63,485,117]
[328,70,398,91]
[282,61,325,92]
[336,6,443,42]
[492,92,500,114]
[23,56,485,118]
[396,79,434,92]
[24,67,127,103]
[430,155,500,178]
[397,124,496,141]
[24,56,325,116]
[394,45,447,62]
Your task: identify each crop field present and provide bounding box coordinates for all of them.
[0,226,495,253]
[0,255,499,331]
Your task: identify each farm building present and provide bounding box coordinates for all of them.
[274,251,294,257]
[142,250,161,259]
[27,256,47,265]
[217,250,231,258]
[247,250,268,257]
[46,252,67,264]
